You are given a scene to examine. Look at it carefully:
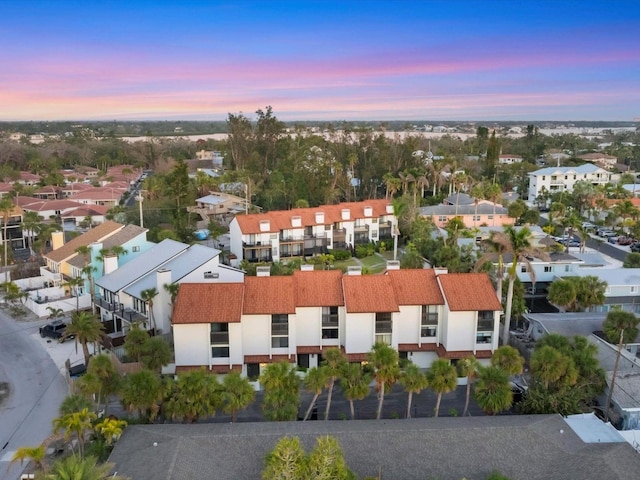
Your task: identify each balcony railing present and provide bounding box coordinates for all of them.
[210,332,230,345]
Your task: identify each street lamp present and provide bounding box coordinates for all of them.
[136,192,144,228]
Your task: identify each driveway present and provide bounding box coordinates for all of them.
[0,308,77,480]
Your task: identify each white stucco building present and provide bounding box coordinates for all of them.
[171,268,502,380]
[527,163,611,201]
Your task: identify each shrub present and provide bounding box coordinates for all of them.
[328,249,351,261]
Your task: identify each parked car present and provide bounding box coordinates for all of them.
[39,320,69,341]
[618,236,635,246]
[631,242,640,253]
[596,226,614,236]
[582,221,595,229]
[557,235,581,247]
[599,230,617,239]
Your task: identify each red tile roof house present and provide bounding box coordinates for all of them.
[171,268,502,383]
[228,199,397,266]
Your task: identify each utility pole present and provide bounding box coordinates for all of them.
[137,192,144,228]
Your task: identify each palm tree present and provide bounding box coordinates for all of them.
[163,282,180,322]
[75,245,96,311]
[548,279,577,312]
[457,356,480,417]
[0,196,15,278]
[262,436,306,480]
[120,369,162,422]
[392,197,408,261]
[302,366,329,421]
[63,310,104,366]
[426,359,457,417]
[530,345,577,391]
[140,337,171,372]
[475,232,509,302]
[52,408,97,457]
[140,287,159,332]
[368,343,400,420]
[79,353,120,413]
[46,306,65,322]
[9,445,46,474]
[64,276,84,311]
[260,361,300,422]
[322,347,347,420]
[221,372,255,422]
[473,366,513,415]
[497,226,550,345]
[59,394,93,416]
[123,325,150,362]
[603,310,640,422]
[94,417,127,446]
[163,369,221,423]
[491,345,524,377]
[399,362,428,418]
[21,210,43,252]
[47,455,127,480]
[340,362,372,420]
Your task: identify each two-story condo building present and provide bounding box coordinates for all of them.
[527,164,611,201]
[229,199,396,264]
[171,268,502,380]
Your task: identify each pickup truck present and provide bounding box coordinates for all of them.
[39,320,68,340]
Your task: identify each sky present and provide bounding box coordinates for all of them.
[1,0,639,122]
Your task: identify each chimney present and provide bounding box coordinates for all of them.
[51,231,64,251]
[347,266,362,276]
[155,268,172,333]
[103,254,119,275]
[315,211,325,224]
[386,260,400,270]
[434,267,448,276]
[256,266,271,277]
[341,209,350,220]
[300,264,314,272]
[364,206,373,217]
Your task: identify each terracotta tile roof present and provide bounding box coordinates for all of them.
[234,199,392,234]
[243,276,296,314]
[172,283,244,324]
[67,188,124,201]
[387,269,444,306]
[13,196,41,207]
[61,205,110,218]
[293,270,344,307]
[297,346,323,354]
[20,199,85,212]
[437,273,502,312]
[45,221,124,264]
[0,183,13,193]
[342,275,399,313]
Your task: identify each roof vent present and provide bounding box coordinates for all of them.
[300,264,314,271]
[256,266,271,277]
[341,209,350,220]
[364,206,373,217]
[347,266,362,276]
[291,216,302,228]
[386,260,400,270]
[315,211,325,224]
[259,220,270,232]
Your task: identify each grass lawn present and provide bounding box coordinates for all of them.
[359,253,388,273]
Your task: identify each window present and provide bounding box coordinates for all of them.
[371,230,378,238]
[542,176,546,181]
[322,306,339,339]
[565,265,570,272]
[521,266,527,273]
[631,286,637,294]
[131,246,140,252]
[488,215,493,220]
[438,215,447,222]
[421,305,438,337]
[297,354,310,369]
[247,363,260,381]
[204,271,219,279]
[375,312,392,344]
[211,323,229,358]
[473,215,481,221]
[476,311,494,344]
[133,297,147,315]
[271,314,289,348]
[544,266,552,273]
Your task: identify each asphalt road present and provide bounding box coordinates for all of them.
[0,309,67,480]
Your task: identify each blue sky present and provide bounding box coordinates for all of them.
[1,0,639,121]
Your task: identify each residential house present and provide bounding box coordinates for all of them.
[171,268,501,378]
[228,199,396,264]
[579,152,618,169]
[33,185,62,200]
[60,205,110,228]
[95,239,244,343]
[498,154,523,165]
[527,164,611,201]
[188,192,248,226]
[15,197,87,222]
[419,193,513,228]
[572,268,640,313]
[0,204,25,257]
[67,186,126,207]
